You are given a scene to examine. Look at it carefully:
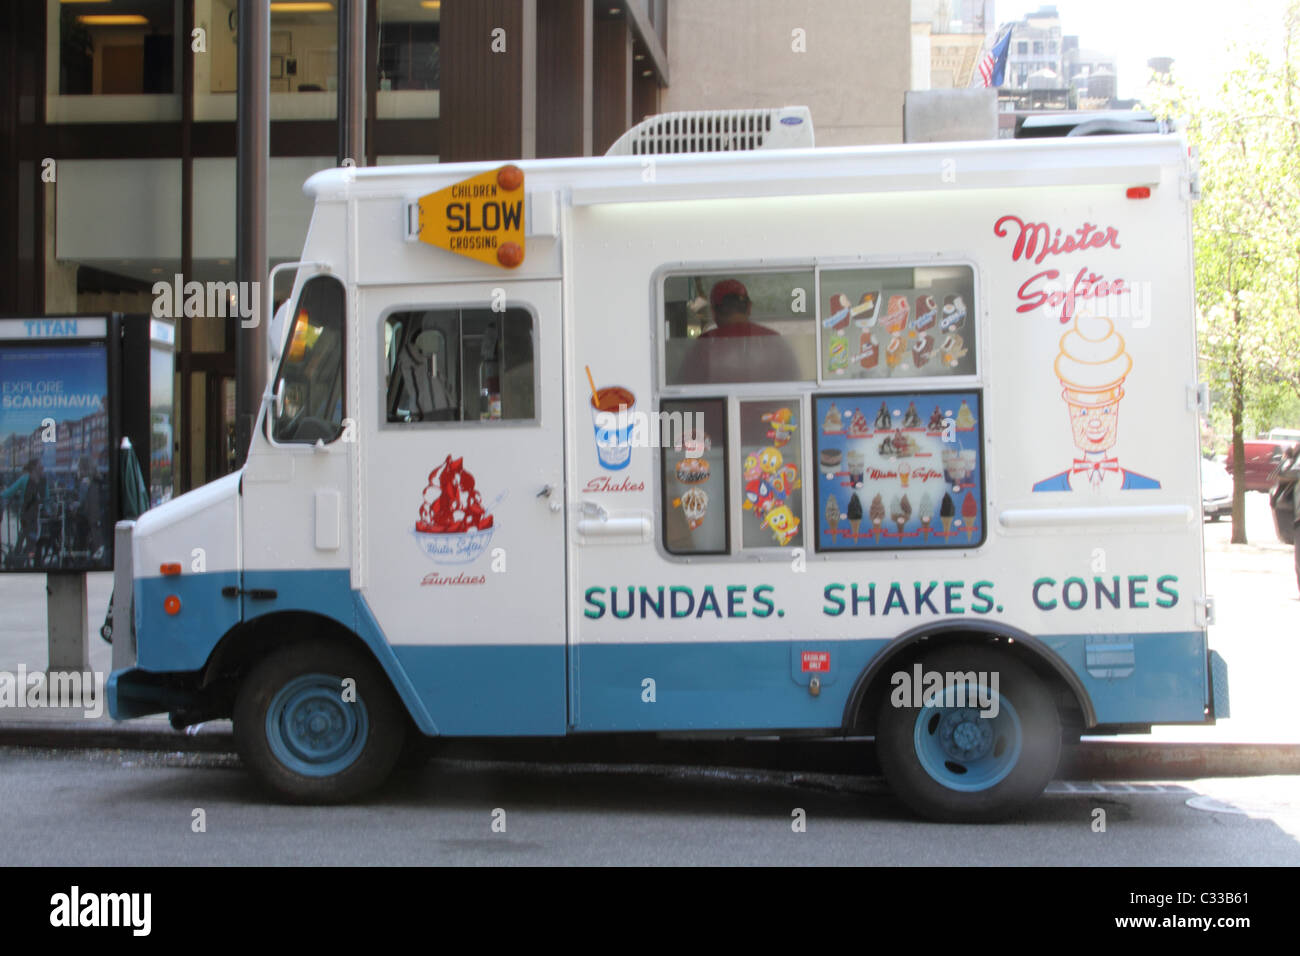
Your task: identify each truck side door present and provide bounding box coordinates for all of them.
[357,281,567,735]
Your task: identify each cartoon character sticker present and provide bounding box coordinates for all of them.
[739,401,803,548]
[1032,312,1160,492]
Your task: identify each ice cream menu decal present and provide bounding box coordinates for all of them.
[813,392,984,551]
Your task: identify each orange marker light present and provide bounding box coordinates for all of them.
[497,242,524,268]
[164,595,181,616]
[497,164,524,192]
[160,563,182,576]
[1126,186,1151,199]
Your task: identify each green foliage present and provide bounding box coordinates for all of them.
[1147,4,1300,537]
[1167,3,1300,428]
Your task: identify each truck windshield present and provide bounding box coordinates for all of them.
[271,275,346,444]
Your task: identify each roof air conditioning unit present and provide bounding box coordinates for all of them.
[604,106,815,156]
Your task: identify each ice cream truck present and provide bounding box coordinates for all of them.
[109,111,1227,820]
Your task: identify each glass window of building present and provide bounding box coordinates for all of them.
[46,0,180,122]
[377,0,441,120]
[194,0,338,121]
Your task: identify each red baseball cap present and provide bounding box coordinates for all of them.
[709,279,749,308]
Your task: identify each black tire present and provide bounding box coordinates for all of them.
[234,641,406,804]
[875,645,1061,823]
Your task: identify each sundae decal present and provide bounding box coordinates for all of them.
[1032,311,1160,492]
[412,455,498,565]
[815,391,984,550]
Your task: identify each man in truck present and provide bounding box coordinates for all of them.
[677,279,801,385]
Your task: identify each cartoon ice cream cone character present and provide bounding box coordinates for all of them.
[919,493,934,539]
[825,494,841,539]
[869,493,885,543]
[1033,311,1161,492]
[940,492,955,536]
[847,492,863,539]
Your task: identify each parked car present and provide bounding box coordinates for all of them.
[1268,444,1300,594]
[1225,440,1289,492]
[1201,457,1232,521]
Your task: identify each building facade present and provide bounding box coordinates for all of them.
[1004,3,1062,90]
[2,0,669,492]
[663,0,910,147]
[3,0,910,494]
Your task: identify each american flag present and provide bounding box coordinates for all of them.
[973,24,1015,88]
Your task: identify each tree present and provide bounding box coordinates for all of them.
[1154,3,1300,542]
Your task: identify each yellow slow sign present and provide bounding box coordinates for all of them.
[416,164,525,269]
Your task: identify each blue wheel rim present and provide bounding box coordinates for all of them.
[912,686,1022,792]
[266,674,369,777]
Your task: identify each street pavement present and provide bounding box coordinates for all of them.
[1,746,1297,864]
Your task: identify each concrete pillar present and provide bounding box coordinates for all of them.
[47,573,89,684]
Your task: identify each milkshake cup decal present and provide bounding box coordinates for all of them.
[587,366,636,471]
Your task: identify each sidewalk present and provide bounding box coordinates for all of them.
[1,490,1297,780]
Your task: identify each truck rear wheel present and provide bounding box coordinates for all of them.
[875,646,1060,823]
[234,642,405,803]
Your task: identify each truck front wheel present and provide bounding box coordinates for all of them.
[234,642,406,803]
[875,646,1061,823]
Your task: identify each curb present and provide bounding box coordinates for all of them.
[2,724,1299,780]
[1061,742,1300,779]
[0,721,234,753]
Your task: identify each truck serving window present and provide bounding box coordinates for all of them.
[662,270,817,386]
[738,399,805,550]
[819,265,976,380]
[660,398,729,555]
[271,275,347,444]
[384,308,535,423]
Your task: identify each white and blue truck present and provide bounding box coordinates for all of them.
[109,109,1227,820]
